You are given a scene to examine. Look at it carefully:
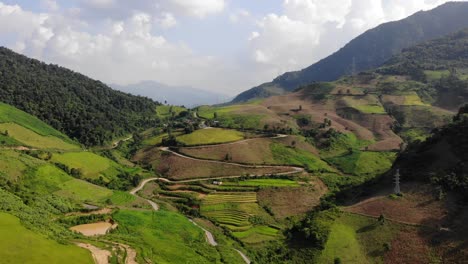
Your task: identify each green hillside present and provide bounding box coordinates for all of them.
[232,2,468,103]
[0,47,160,146]
[0,103,79,150]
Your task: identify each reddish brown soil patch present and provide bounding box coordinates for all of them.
[134,148,295,180]
[257,177,328,219]
[179,135,318,165]
[346,185,447,227]
[384,228,432,264]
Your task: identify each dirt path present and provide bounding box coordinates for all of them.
[188,219,218,246]
[76,243,111,264]
[235,249,251,264]
[111,136,132,149]
[130,178,160,211]
[160,147,304,175]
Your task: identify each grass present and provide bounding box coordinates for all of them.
[0,150,42,181]
[424,70,450,81]
[177,128,244,146]
[318,213,403,264]
[318,222,368,263]
[31,164,113,204]
[403,94,426,106]
[327,151,396,176]
[0,123,79,150]
[143,131,183,146]
[232,226,279,243]
[320,132,373,158]
[353,104,387,114]
[197,105,264,129]
[0,212,93,264]
[0,133,23,146]
[50,152,118,180]
[156,105,186,118]
[0,103,73,143]
[108,191,136,206]
[223,179,299,187]
[400,128,430,143]
[270,143,334,172]
[110,209,222,264]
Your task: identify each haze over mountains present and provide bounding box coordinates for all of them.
[112,81,230,107]
[1,1,468,264]
[233,1,468,103]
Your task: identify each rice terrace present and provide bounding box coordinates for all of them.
[1,1,468,264]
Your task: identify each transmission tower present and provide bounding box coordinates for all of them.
[394,169,401,195]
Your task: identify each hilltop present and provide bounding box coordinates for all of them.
[0,47,160,146]
[233,1,468,103]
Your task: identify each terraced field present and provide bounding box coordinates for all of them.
[200,192,280,244]
[203,192,257,205]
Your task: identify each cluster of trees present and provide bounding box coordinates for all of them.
[0,47,161,146]
[396,105,468,200]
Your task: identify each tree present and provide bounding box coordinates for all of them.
[299,105,302,111]
[213,112,218,119]
[291,140,296,148]
[378,214,386,225]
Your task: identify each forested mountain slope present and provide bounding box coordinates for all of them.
[232,1,468,103]
[0,47,160,146]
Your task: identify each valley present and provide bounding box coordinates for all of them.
[1,2,468,264]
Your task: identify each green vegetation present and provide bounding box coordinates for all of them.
[0,103,73,142]
[353,104,386,114]
[110,209,223,264]
[327,151,396,176]
[31,164,113,204]
[143,131,183,146]
[232,226,280,244]
[317,213,401,264]
[0,150,42,181]
[201,193,280,244]
[0,123,79,150]
[197,105,263,129]
[156,105,186,118]
[319,132,373,158]
[271,143,334,172]
[177,128,245,146]
[0,213,93,264]
[0,48,160,146]
[51,152,112,179]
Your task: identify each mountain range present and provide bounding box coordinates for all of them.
[112,81,230,108]
[232,1,468,103]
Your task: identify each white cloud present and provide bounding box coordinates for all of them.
[41,0,59,11]
[168,0,225,18]
[156,12,177,29]
[248,0,457,78]
[0,2,231,92]
[229,9,250,23]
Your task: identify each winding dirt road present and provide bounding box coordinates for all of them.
[160,147,304,175]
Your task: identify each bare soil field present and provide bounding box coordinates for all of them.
[345,184,448,227]
[134,148,296,180]
[257,177,328,219]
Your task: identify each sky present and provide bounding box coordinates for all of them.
[0,0,463,95]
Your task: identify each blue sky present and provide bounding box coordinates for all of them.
[0,0,461,95]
